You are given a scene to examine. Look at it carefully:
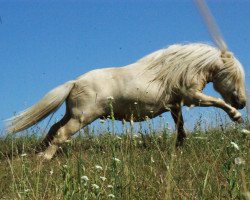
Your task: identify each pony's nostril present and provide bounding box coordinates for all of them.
[238,102,246,110]
[239,104,244,109]
[243,101,246,107]
[242,101,246,108]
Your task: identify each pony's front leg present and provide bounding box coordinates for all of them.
[186,91,243,123]
[171,107,186,147]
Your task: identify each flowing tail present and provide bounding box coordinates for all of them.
[6,81,75,134]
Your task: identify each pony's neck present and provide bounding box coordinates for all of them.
[193,60,222,92]
[205,58,224,84]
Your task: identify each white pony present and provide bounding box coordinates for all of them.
[6,43,246,160]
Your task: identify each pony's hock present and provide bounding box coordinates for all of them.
[6,43,246,160]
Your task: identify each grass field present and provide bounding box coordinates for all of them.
[0,116,249,200]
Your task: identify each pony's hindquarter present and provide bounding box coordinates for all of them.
[6,81,75,134]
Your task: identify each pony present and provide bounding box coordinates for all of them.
[6,43,246,160]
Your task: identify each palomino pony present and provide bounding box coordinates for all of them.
[6,43,246,160]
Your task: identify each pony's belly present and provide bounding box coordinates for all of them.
[111,102,166,122]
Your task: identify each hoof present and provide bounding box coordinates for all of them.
[176,131,186,148]
[36,144,58,161]
[37,152,53,161]
[235,116,244,124]
[232,114,243,123]
[230,109,243,123]
[175,137,185,148]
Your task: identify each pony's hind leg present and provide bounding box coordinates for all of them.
[38,114,70,151]
[38,116,93,160]
[171,107,186,147]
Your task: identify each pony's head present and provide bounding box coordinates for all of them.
[213,52,246,110]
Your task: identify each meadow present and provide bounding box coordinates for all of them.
[0,114,249,200]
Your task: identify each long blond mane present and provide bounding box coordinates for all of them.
[137,43,244,99]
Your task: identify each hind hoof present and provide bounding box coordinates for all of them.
[176,138,185,147]
[37,152,53,161]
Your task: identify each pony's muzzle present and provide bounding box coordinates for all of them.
[231,91,246,110]
[231,97,246,110]
[237,102,246,110]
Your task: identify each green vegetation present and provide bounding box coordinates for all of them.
[0,118,249,200]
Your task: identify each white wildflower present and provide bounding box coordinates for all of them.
[95,165,103,171]
[150,110,154,113]
[100,176,107,181]
[91,184,100,189]
[63,165,68,168]
[234,157,245,165]
[21,153,27,157]
[107,185,113,188]
[113,157,121,163]
[134,102,138,105]
[116,136,122,140]
[133,134,139,138]
[230,142,240,150]
[49,170,53,175]
[108,194,115,198]
[151,156,155,163]
[194,136,207,140]
[100,119,106,124]
[241,129,250,134]
[81,176,89,181]
[107,96,114,100]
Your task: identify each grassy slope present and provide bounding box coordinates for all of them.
[0,126,249,200]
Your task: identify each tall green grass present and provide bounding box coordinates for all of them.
[0,116,249,199]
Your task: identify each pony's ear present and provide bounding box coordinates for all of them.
[221,51,233,63]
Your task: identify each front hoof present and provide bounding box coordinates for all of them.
[235,116,244,123]
[37,152,53,161]
[232,112,243,123]
[230,109,243,123]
